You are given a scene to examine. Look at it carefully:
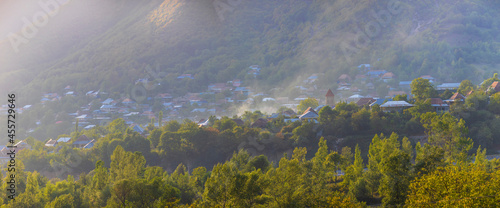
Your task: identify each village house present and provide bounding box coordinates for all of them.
[86,90,99,98]
[305,74,320,84]
[488,81,500,93]
[234,87,250,95]
[356,98,376,107]
[198,119,210,127]
[366,70,387,79]
[381,72,396,82]
[420,75,435,83]
[57,137,71,143]
[131,124,145,134]
[436,83,460,92]
[370,98,392,108]
[399,81,412,89]
[177,74,194,79]
[73,135,92,148]
[299,107,319,121]
[208,83,232,93]
[232,119,245,126]
[380,101,414,113]
[251,118,269,128]
[15,140,32,151]
[248,65,261,77]
[100,105,117,113]
[427,98,449,113]
[101,98,115,105]
[83,139,95,149]
[338,74,352,83]
[45,139,58,147]
[347,94,364,103]
[445,92,466,105]
[232,79,242,87]
[358,64,371,71]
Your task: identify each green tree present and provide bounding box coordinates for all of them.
[393,94,408,101]
[379,150,411,207]
[414,142,445,175]
[109,146,146,182]
[480,73,500,90]
[411,78,437,101]
[344,145,364,187]
[203,163,236,207]
[351,108,371,132]
[488,92,500,114]
[406,165,500,207]
[420,112,473,163]
[159,111,163,128]
[107,118,127,134]
[297,97,319,114]
[48,194,75,208]
[458,79,475,95]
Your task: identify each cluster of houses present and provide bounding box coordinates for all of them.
[2,66,267,136]
[8,63,500,155]
[0,135,96,164]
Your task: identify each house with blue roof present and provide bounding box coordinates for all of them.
[370,98,392,108]
[83,140,95,149]
[366,70,388,78]
[234,87,250,95]
[131,124,144,134]
[102,98,114,105]
[358,64,371,71]
[299,107,319,122]
[57,137,71,143]
[73,135,92,148]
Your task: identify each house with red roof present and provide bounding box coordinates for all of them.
[445,92,466,104]
[356,98,376,107]
[488,81,500,93]
[381,72,396,82]
[338,74,352,83]
[299,107,319,121]
[426,98,449,113]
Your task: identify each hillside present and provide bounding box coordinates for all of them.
[2,0,500,103]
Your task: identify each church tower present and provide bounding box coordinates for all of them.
[326,89,335,106]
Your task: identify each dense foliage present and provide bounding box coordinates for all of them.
[4,76,500,207]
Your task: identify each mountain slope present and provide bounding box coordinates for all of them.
[3,0,500,103]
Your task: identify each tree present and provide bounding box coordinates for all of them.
[465,91,489,111]
[411,78,437,101]
[379,151,411,207]
[488,92,500,114]
[203,163,236,207]
[406,165,500,207]
[107,118,127,134]
[344,145,363,187]
[297,97,319,114]
[420,112,473,163]
[48,194,75,208]
[480,73,500,90]
[414,142,445,175]
[159,111,163,128]
[393,94,408,101]
[291,120,315,145]
[164,120,181,132]
[109,146,146,182]
[318,106,338,136]
[458,79,475,95]
[351,108,371,132]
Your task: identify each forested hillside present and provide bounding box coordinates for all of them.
[2,0,500,102]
